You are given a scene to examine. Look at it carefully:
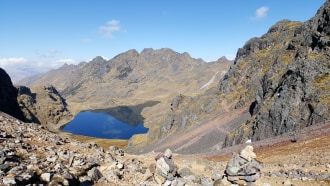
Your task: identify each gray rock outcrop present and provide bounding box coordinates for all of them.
[223,1,330,146]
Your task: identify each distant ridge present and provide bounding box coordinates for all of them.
[18,48,231,111]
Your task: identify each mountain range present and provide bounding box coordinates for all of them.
[19,48,231,112]
[3,0,330,157]
[1,1,330,185]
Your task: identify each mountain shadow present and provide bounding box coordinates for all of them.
[93,101,160,126]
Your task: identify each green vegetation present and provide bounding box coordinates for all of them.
[227,122,251,144]
[314,74,330,104]
[286,21,302,30]
[314,74,330,90]
[60,132,128,149]
[308,52,328,61]
[280,53,293,65]
[129,134,148,146]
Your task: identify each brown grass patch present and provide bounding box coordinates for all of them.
[59,132,128,149]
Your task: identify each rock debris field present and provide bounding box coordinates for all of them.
[0,112,330,185]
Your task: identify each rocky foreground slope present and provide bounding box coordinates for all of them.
[0,112,330,185]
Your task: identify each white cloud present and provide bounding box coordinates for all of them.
[0,57,28,67]
[0,57,79,83]
[254,6,269,20]
[0,58,39,83]
[99,19,121,39]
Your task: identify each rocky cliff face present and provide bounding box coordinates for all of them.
[17,85,73,130]
[0,68,25,121]
[222,1,330,146]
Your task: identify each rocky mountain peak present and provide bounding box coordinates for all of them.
[140,48,195,63]
[140,48,153,55]
[309,0,330,34]
[301,0,330,52]
[221,1,330,147]
[217,56,230,63]
[267,19,293,33]
[90,56,107,63]
[18,48,230,112]
[112,49,139,60]
[140,48,175,55]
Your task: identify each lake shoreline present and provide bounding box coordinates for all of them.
[59,131,128,149]
[61,110,148,139]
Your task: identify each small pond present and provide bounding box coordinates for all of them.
[61,110,148,139]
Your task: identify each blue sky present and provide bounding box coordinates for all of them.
[0,0,326,82]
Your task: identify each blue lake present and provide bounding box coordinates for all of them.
[61,110,148,139]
